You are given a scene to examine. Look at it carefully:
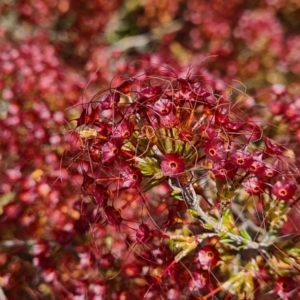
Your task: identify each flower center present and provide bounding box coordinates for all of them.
[169,162,177,169]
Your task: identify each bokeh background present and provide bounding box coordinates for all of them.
[1,0,300,299]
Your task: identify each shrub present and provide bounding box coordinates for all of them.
[67,70,300,299]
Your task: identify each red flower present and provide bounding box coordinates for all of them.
[272,180,297,201]
[242,176,265,195]
[101,141,119,163]
[274,276,297,300]
[212,161,237,181]
[231,150,254,168]
[197,245,220,270]
[205,138,227,162]
[161,153,186,177]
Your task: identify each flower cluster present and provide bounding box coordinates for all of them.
[69,71,300,298]
[0,33,108,299]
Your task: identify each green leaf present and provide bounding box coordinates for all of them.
[199,223,212,230]
[240,229,252,241]
[171,189,184,200]
[221,209,239,234]
[136,157,160,176]
[220,238,234,244]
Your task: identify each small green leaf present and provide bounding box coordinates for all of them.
[136,157,160,176]
[203,223,214,230]
[171,189,182,197]
[240,229,252,241]
[220,238,234,244]
[174,195,184,201]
